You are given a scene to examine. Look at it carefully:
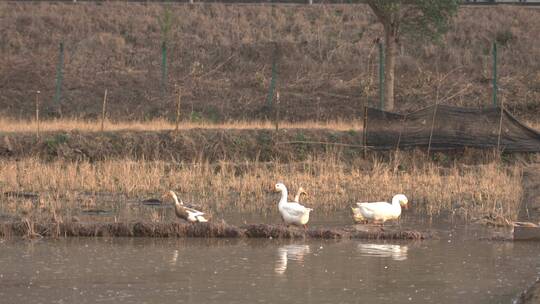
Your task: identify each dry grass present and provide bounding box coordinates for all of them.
[0,118,361,133]
[527,120,540,131]
[2,3,540,121]
[0,156,523,223]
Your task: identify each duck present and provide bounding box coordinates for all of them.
[162,190,209,223]
[355,194,408,225]
[293,186,308,203]
[275,183,313,228]
[351,206,368,224]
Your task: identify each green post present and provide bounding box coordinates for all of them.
[161,41,168,97]
[54,42,64,106]
[265,50,278,107]
[265,1,277,109]
[378,41,385,110]
[492,41,498,107]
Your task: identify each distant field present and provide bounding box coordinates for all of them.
[1,2,539,122]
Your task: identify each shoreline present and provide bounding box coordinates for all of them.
[0,221,427,240]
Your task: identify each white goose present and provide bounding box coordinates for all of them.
[275,183,313,228]
[162,190,209,223]
[355,194,408,225]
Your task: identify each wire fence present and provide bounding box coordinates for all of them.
[7,0,540,4]
[3,1,538,127]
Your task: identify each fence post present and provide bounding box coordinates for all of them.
[492,41,498,107]
[427,104,439,157]
[265,43,278,113]
[101,89,108,132]
[265,0,278,114]
[496,97,504,153]
[175,85,181,133]
[378,41,385,110]
[363,106,368,159]
[161,41,168,98]
[275,91,280,132]
[54,42,64,108]
[35,90,41,139]
[316,96,321,121]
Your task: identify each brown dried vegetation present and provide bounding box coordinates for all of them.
[1,3,539,121]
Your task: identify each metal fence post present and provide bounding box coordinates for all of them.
[492,41,498,107]
[363,106,368,158]
[35,90,41,139]
[266,50,278,109]
[161,41,168,97]
[54,42,64,107]
[378,41,385,110]
[101,89,108,133]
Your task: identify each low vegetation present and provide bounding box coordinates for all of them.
[0,155,523,226]
[0,118,361,133]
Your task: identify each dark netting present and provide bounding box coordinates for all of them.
[365,105,540,152]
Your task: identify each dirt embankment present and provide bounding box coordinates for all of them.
[518,166,540,222]
[0,128,363,162]
[516,278,540,304]
[0,221,427,240]
[2,3,540,121]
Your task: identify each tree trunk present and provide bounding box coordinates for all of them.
[384,28,396,111]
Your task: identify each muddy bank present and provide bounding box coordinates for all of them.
[518,166,540,222]
[514,165,540,240]
[0,221,427,240]
[516,278,540,304]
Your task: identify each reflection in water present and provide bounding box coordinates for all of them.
[170,249,179,266]
[1,236,539,304]
[357,243,408,261]
[275,244,311,275]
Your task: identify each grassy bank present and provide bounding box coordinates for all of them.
[0,127,363,162]
[0,156,523,224]
[3,122,538,163]
[1,3,540,121]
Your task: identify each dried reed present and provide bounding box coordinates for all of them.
[0,118,361,133]
[0,156,523,222]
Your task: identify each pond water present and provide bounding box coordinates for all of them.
[0,219,539,304]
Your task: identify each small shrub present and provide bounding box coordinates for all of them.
[495,29,515,46]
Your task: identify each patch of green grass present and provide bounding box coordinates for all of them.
[347,129,358,137]
[45,133,69,150]
[190,111,203,122]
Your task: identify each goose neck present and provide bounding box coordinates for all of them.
[279,188,289,204]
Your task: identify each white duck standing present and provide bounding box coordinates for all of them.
[275,183,313,228]
[355,194,408,225]
[162,190,209,223]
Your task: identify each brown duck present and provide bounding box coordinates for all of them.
[162,190,209,223]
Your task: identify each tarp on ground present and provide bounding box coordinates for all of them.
[365,105,540,152]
